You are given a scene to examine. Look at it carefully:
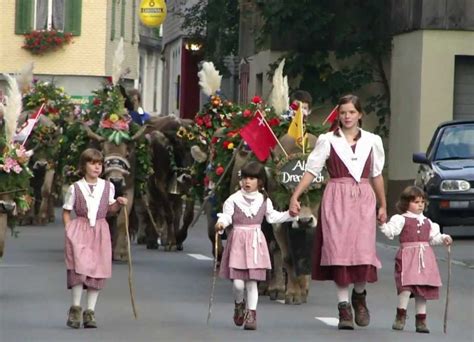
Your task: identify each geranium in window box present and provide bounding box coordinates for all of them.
[22,30,73,55]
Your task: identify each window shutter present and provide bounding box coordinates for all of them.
[15,0,33,34]
[64,0,82,36]
[120,0,126,37]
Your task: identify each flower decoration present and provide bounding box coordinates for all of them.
[22,30,73,55]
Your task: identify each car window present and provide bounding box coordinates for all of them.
[434,124,474,160]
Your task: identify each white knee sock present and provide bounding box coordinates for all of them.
[353,282,366,294]
[71,284,83,307]
[87,290,100,311]
[397,291,411,309]
[233,279,245,304]
[336,285,349,303]
[415,296,427,314]
[246,280,258,310]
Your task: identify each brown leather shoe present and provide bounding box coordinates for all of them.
[66,305,82,329]
[337,301,354,330]
[392,308,407,330]
[415,313,430,333]
[351,289,370,326]
[233,301,246,326]
[244,310,257,330]
[83,309,97,328]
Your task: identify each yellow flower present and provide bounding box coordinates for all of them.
[187,132,195,140]
[109,113,119,122]
[227,142,234,150]
[176,127,187,138]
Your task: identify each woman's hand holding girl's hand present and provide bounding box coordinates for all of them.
[117,197,128,206]
[289,196,301,217]
[443,235,453,246]
[215,223,225,233]
[377,206,387,224]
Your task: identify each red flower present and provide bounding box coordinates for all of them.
[92,98,101,106]
[215,166,224,176]
[251,96,262,104]
[211,136,219,144]
[222,141,230,149]
[290,101,299,110]
[195,116,204,126]
[243,109,252,118]
[268,118,280,126]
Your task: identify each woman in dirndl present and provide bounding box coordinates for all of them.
[289,94,387,330]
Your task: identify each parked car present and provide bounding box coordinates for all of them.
[413,120,474,232]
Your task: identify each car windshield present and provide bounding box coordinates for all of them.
[434,124,474,160]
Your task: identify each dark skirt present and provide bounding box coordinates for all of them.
[67,270,106,290]
[395,258,439,300]
[311,207,378,286]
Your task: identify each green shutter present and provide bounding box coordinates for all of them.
[15,0,33,35]
[111,0,116,40]
[120,0,126,37]
[64,0,82,36]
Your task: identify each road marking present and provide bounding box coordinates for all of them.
[276,299,285,304]
[187,254,213,261]
[315,317,339,327]
[0,264,33,268]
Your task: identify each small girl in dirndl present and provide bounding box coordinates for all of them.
[215,161,296,330]
[379,186,452,333]
[63,148,127,329]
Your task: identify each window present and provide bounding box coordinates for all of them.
[15,0,82,35]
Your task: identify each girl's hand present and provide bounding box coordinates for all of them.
[215,222,225,233]
[116,197,128,206]
[443,235,453,246]
[289,196,301,217]
[377,206,387,224]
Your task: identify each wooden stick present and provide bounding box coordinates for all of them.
[124,206,138,319]
[207,231,220,324]
[258,110,289,158]
[0,189,27,196]
[443,245,452,334]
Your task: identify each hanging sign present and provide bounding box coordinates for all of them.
[139,0,167,28]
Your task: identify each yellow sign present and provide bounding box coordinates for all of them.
[139,0,167,28]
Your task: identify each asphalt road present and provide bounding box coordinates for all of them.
[1,210,473,342]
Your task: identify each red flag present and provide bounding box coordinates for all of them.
[323,105,339,125]
[14,103,45,145]
[239,110,278,161]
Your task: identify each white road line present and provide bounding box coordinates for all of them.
[187,254,213,261]
[276,299,285,304]
[315,317,339,327]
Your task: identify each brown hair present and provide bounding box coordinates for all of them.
[240,161,268,197]
[334,94,364,138]
[291,90,313,108]
[78,148,104,176]
[396,186,427,213]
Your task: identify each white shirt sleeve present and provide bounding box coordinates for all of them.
[305,133,330,176]
[108,182,116,205]
[62,185,75,210]
[428,220,447,245]
[371,134,385,177]
[379,214,405,240]
[217,197,234,228]
[265,198,294,224]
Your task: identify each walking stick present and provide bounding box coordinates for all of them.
[443,245,452,334]
[207,231,220,325]
[124,206,138,319]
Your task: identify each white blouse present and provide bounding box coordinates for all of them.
[217,190,295,228]
[305,129,385,182]
[379,212,448,245]
[63,178,116,226]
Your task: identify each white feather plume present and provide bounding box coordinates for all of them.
[198,62,222,96]
[2,73,23,143]
[16,62,35,94]
[112,37,125,85]
[269,59,289,116]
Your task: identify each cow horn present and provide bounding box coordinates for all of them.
[131,124,148,141]
[82,123,106,142]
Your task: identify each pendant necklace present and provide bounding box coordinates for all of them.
[83,178,97,198]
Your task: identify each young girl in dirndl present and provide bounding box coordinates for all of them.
[290,94,387,330]
[215,161,296,330]
[380,186,452,333]
[63,148,127,329]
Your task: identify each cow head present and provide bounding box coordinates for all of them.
[82,124,147,195]
[292,206,317,229]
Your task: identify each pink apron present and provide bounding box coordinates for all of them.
[400,242,442,287]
